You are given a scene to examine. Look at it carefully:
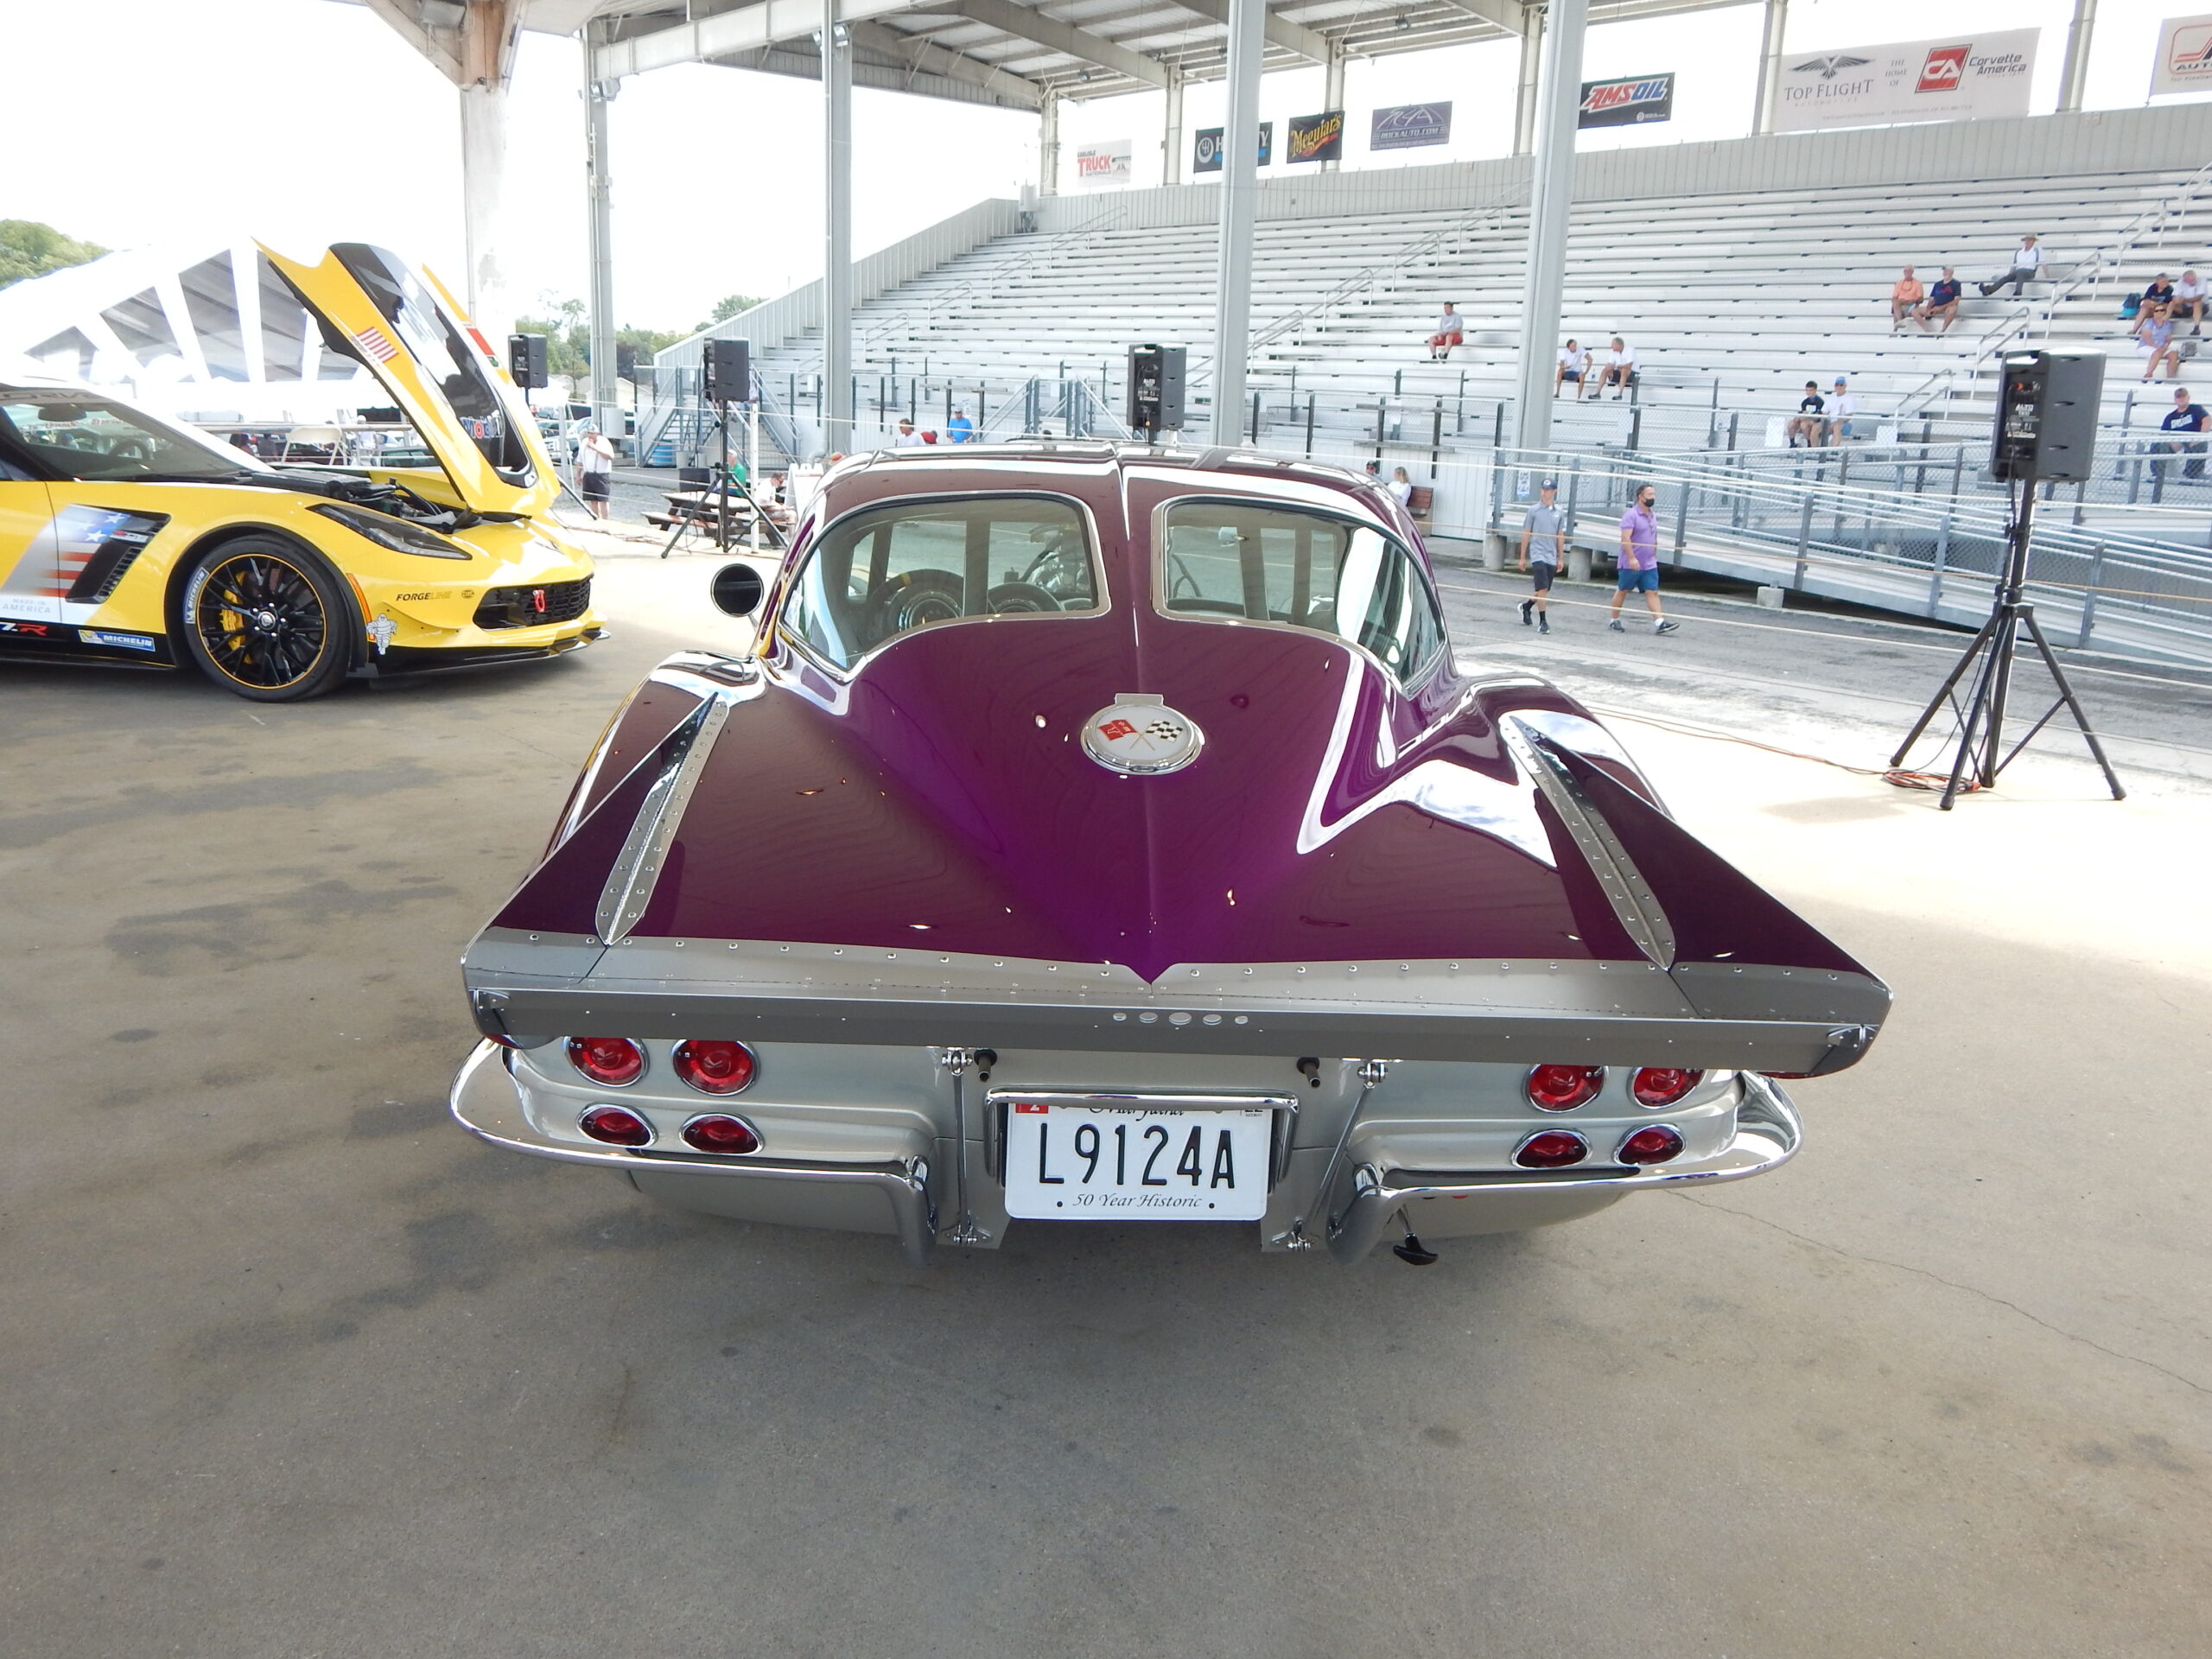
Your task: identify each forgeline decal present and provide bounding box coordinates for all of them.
[80,629,157,652]
[395,591,437,601]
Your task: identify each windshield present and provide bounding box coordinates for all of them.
[779,495,1100,671]
[0,388,270,482]
[1159,499,1446,684]
[330,243,533,483]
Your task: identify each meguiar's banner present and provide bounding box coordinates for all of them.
[1775,29,2037,132]
[1578,73,1674,128]
[2151,14,2212,96]
[1286,111,1345,163]
[1074,139,1132,189]
[1370,102,1452,151]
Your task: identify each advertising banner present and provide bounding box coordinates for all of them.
[1370,102,1452,151]
[2152,14,2212,96]
[1193,122,1273,173]
[1578,73,1675,128]
[1074,138,1132,189]
[1286,110,1346,164]
[1774,29,2037,132]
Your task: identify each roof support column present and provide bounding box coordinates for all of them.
[1751,0,1788,135]
[457,0,518,341]
[823,0,855,454]
[1040,91,1061,195]
[1162,68,1185,186]
[2057,0,2098,113]
[1321,44,1346,174]
[583,47,620,448]
[1209,0,1265,445]
[1511,0,1586,457]
[1512,4,1545,156]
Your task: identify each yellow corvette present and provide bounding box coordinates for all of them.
[0,242,601,701]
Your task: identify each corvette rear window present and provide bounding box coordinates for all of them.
[1159,500,1446,683]
[779,496,1099,671]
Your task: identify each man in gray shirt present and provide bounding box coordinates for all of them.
[1518,479,1566,633]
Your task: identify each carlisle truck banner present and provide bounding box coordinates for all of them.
[1193,123,1273,173]
[1578,73,1674,128]
[1370,102,1452,151]
[2151,14,2212,96]
[1286,111,1345,164]
[1774,29,2037,132]
[1074,139,1133,189]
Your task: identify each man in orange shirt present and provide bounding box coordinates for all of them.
[1890,267,1924,332]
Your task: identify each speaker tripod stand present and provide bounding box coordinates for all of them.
[1890,480,2126,810]
[658,400,785,559]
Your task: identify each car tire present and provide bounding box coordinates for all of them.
[180,537,353,702]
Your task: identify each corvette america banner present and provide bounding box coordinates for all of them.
[1773,29,2037,132]
[1578,73,1674,129]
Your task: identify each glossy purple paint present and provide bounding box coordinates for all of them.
[492,448,1869,985]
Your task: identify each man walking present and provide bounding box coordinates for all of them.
[947,407,974,443]
[1518,479,1566,633]
[1609,482,1676,635]
[1980,233,2042,298]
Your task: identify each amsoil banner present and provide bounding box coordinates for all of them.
[1193,122,1273,173]
[1370,102,1452,151]
[1286,110,1345,164]
[1074,138,1132,189]
[2151,14,2212,96]
[1774,29,2037,132]
[1578,73,1674,128]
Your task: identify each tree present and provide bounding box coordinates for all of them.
[695,292,763,334]
[0,220,109,290]
[512,296,695,381]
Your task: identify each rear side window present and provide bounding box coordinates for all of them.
[1159,500,1446,683]
[779,495,1100,671]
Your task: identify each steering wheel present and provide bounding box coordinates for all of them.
[863,569,965,644]
[985,581,1060,614]
[1018,532,1088,600]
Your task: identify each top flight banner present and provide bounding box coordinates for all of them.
[1774,28,2038,132]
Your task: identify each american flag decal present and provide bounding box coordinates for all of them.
[354,326,399,364]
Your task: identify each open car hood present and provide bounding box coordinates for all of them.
[260,241,556,518]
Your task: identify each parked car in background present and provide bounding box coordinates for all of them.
[451,444,1887,1264]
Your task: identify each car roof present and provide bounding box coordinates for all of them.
[832,440,1398,512]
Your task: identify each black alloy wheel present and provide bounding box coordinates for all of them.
[181,540,351,702]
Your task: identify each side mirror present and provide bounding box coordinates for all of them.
[711,562,765,619]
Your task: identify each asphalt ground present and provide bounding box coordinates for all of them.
[2,525,2206,1656]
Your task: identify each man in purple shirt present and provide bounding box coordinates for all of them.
[1609,483,1678,635]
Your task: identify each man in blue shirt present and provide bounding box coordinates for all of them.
[1609,483,1678,635]
[946,407,975,444]
[2158,386,2208,480]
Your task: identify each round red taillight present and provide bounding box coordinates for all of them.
[578,1104,653,1147]
[1525,1064,1605,1111]
[681,1114,761,1154]
[1618,1123,1684,1165]
[1630,1067,1705,1108]
[1514,1128,1588,1169]
[672,1039,756,1096]
[568,1036,644,1087]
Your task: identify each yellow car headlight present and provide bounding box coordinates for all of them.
[310,501,472,560]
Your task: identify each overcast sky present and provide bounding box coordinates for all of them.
[4,0,2205,333]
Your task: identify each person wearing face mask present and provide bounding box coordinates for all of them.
[1609,483,1678,635]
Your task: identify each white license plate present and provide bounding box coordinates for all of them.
[1001,1099,1275,1222]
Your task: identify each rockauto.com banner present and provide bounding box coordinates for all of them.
[1370,102,1452,151]
[1578,73,1674,128]
[1193,122,1273,173]
[1074,138,1132,189]
[1775,29,2037,132]
[2151,14,2212,96]
[1286,110,1345,163]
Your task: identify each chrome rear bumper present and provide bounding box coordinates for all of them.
[448,1041,937,1264]
[1321,1073,1802,1264]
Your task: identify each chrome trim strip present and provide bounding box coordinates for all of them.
[448,1042,936,1264]
[593,694,733,945]
[1501,715,1677,971]
[1323,1074,1802,1264]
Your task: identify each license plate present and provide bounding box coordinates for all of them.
[1000,1097,1276,1222]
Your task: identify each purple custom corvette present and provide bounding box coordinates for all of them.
[449,444,1887,1265]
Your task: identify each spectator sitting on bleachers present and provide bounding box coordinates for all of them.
[2134,302,2184,383]
[2157,386,2208,480]
[1916,267,1964,334]
[1889,267,1924,332]
[1554,339,1588,397]
[2175,270,2207,330]
[1427,303,1465,362]
[1786,382,1825,448]
[1980,234,2042,298]
[2145,273,2178,313]
[1823,378,1859,445]
[1592,337,1637,400]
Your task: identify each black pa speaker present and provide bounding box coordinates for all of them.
[1126,343,1186,437]
[702,337,751,404]
[1991,350,2103,483]
[506,333,549,390]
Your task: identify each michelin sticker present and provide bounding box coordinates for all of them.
[80,629,157,652]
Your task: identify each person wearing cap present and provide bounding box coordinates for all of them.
[1518,480,1566,633]
[947,407,974,443]
[1822,377,1859,447]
